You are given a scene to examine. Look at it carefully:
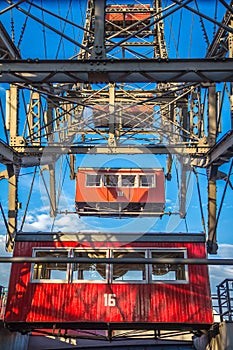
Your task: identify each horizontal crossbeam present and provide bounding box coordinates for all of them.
[0,59,233,83]
[0,256,232,265]
[3,144,209,167]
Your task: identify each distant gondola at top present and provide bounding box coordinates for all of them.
[75,168,165,217]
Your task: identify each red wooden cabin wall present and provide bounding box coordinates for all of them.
[5,239,213,327]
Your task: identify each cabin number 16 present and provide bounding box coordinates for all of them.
[104,293,116,306]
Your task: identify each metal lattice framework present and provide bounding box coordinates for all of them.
[1,0,233,345]
[0,1,233,253]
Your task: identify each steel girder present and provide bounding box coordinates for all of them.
[0,144,210,168]
[0,21,21,60]
[0,59,233,84]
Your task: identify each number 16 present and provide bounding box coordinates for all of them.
[104,293,116,306]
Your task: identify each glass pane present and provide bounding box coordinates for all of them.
[103,174,118,187]
[151,251,186,281]
[73,251,106,281]
[121,175,136,187]
[112,251,146,281]
[86,174,101,186]
[33,251,68,280]
[140,174,154,187]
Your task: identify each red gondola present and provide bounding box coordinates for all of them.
[75,168,165,216]
[105,4,151,35]
[5,232,213,333]
[92,104,154,128]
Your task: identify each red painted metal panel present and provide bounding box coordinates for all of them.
[5,240,213,326]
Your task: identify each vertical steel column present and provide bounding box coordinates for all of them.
[27,92,41,145]
[181,100,189,141]
[180,162,187,219]
[207,179,217,254]
[6,165,18,252]
[108,84,116,147]
[207,84,218,254]
[8,85,19,146]
[6,85,19,251]
[178,100,189,218]
[44,99,54,143]
[229,17,233,128]
[49,164,56,218]
[208,84,217,146]
[69,154,75,180]
[45,99,56,217]
[91,0,106,59]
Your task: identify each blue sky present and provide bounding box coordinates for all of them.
[0,0,233,294]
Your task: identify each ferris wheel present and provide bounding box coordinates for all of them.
[0,0,233,345]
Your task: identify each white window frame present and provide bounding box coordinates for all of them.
[30,248,189,285]
[149,248,189,284]
[103,173,120,188]
[120,174,137,188]
[85,173,102,187]
[84,172,157,189]
[139,174,156,188]
[71,249,109,284]
[110,248,148,284]
[31,248,71,283]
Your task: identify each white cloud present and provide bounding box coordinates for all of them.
[0,212,89,287]
[23,213,54,231]
[52,215,86,231]
[165,198,172,204]
[22,211,88,232]
[209,244,233,293]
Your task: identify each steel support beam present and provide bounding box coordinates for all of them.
[0,142,214,167]
[4,85,20,251]
[49,164,56,218]
[0,21,21,59]
[229,17,233,128]
[180,164,187,218]
[27,92,41,145]
[44,99,54,143]
[205,18,233,167]
[6,145,210,168]
[6,165,18,252]
[69,154,75,180]
[0,143,211,167]
[6,85,24,148]
[207,84,218,254]
[207,179,218,254]
[206,6,231,58]
[108,84,116,147]
[0,256,232,265]
[208,84,217,147]
[91,0,106,59]
[0,59,233,83]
